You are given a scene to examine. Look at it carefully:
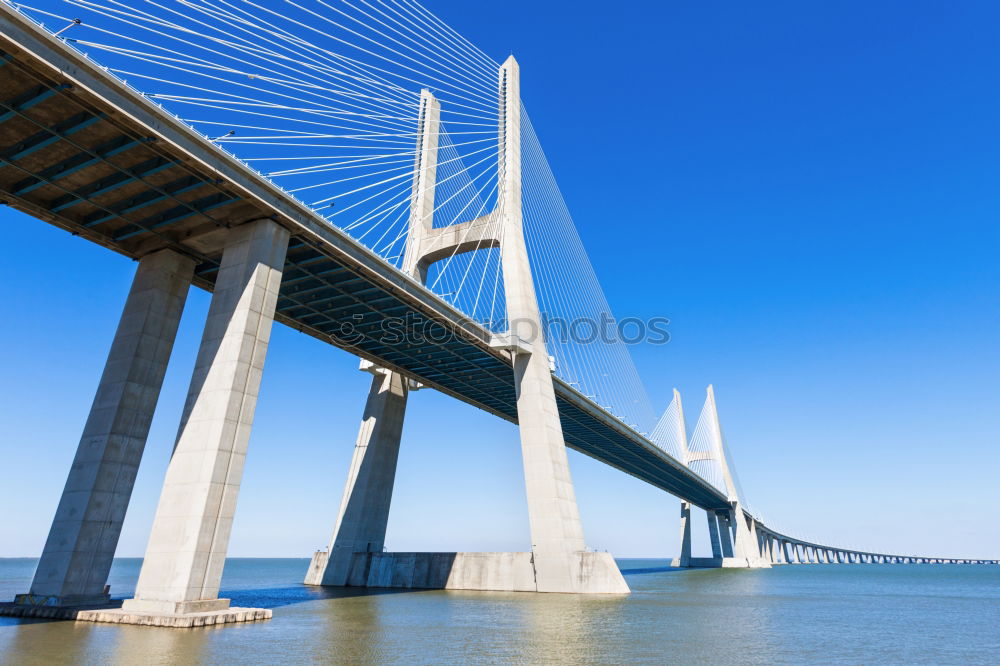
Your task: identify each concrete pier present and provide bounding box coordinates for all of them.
[13,249,194,609]
[305,92,435,588]
[675,502,692,567]
[306,367,408,586]
[707,511,724,558]
[107,219,288,625]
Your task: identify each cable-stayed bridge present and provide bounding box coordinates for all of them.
[0,0,992,627]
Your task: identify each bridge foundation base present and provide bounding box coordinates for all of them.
[0,601,269,627]
[72,607,270,628]
[307,551,628,593]
[670,556,772,569]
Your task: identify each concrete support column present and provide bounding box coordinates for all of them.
[305,90,438,588]
[707,511,723,558]
[14,250,194,608]
[676,502,692,567]
[497,57,625,593]
[728,506,767,566]
[308,368,408,586]
[122,219,289,615]
[716,511,736,558]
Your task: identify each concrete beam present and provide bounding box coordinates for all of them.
[415,215,500,274]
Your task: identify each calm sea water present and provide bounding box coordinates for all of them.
[1,558,998,664]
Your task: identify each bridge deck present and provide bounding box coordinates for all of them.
[0,5,730,511]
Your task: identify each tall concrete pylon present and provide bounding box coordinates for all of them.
[656,390,694,568]
[305,58,627,594]
[674,386,770,568]
[303,90,439,587]
[704,386,770,567]
[500,57,627,592]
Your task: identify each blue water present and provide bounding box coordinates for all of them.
[2,558,998,664]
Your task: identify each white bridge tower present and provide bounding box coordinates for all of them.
[304,57,628,594]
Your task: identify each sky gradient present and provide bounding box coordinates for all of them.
[1,0,997,560]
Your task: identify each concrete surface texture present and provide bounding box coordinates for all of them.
[18,249,195,608]
[121,218,289,618]
[329,551,627,593]
[308,369,408,586]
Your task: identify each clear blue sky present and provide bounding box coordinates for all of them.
[1,0,998,559]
